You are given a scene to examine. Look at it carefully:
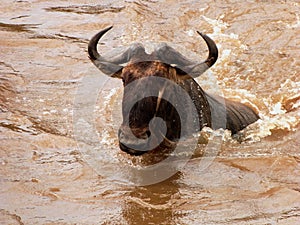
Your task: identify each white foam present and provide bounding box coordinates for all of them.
[103,88,118,106]
[269,102,286,115]
[187,29,194,37]
[50,109,57,114]
[100,129,115,145]
[287,13,300,28]
[202,15,228,37]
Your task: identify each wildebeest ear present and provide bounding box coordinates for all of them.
[174,66,193,80]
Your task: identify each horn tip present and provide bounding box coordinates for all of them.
[105,25,113,31]
[197,31,206,38]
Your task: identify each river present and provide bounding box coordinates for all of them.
[0,0,299,224]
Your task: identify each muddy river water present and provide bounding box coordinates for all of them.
[1,0,300,224]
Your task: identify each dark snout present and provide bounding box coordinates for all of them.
[118,126,151,156]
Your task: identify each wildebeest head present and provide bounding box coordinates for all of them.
[88,26,218,155]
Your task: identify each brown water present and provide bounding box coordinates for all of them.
[1,0,300,224]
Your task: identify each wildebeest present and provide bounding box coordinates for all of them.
[88,26,259,156]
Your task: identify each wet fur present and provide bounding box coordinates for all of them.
[119,61,259,143]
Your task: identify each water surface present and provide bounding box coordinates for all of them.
[0,0,299,224]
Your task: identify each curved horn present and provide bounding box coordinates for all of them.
[197,31,218,68]
[88,26,113,60]
[88,26,148,77]
[155,31,218,78]
[88,26,123,76]
[185,32,218,78]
